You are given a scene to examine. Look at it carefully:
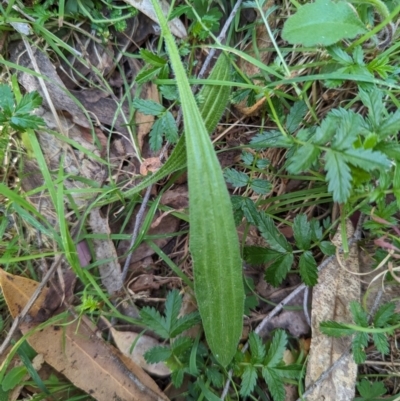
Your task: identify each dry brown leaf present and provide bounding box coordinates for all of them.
[140,158,163,176]
[0,269,47,317]
[160,185,189,209]
[305,220,360,401]
[0,269,170,401]
[109,325,171,377]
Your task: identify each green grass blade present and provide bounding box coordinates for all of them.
[148,0,244,366]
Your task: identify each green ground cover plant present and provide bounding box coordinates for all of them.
[1,0,400,399]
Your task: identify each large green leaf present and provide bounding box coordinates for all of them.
[148,1,244,366]
[282,0,367,47]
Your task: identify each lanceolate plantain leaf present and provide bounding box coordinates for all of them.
[198,54,231,134]
[149,0,244,366]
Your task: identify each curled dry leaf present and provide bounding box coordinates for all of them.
[140,157,163,176]
[0,268,169,401]
[109,325,171,377]
[305,220,360,401]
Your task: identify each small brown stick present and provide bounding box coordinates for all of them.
[120,185,153,284]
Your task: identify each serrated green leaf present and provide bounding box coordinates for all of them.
[342,148,390,170]
[358,88,384,128]
[10,114,44,130]
[244,246,282,265]
[282,0,367,46]
[374,302,395,327]
[352,46,365,65]
[160,111,179,143]
[245,294,258,315]
[378,110,400,139]
[171,368,185,388]
[293,214,311,250]
[241,151,254,166]
[327,45,353,65]
[250,179,272,195]
[151,0,244,367]
[310,219,323,241]
[224,168,249,187]
[249,332,266,363]
[206,367,225,388]
[276,364,302,379]
[240,197,259,225]
[170,312,201,338]
[262,367,285,401]
[286,143,320,174]
[299,251,318,286]
[265,330,287,367]
[0,84,14,114]
[14,91,42,115]
[240,365,257,397]
[286,101,307,134]
[132,98,165,116]
[375,142,400,161]
[256,214,292,253]
[149,118,164,151]
[135,66,162,84]
[140,49,167,67]
[164,289,182,332]
[159,85,178,101]
[331,109,362,150]
[313,114,337,145]
[256,159,270,169]
[320,321,356,336]
[324,150,352,203]
[265,253,294,287]
[170,336,193,354]
[319,241,336,255]
[296,128,312,141]
[144,345,172,363]
[372,332,389,355]
[350,301,369,327]
[250,130,293,149]
[356,379,386,399]
[139,307,169,339]
[352,331,369,363]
